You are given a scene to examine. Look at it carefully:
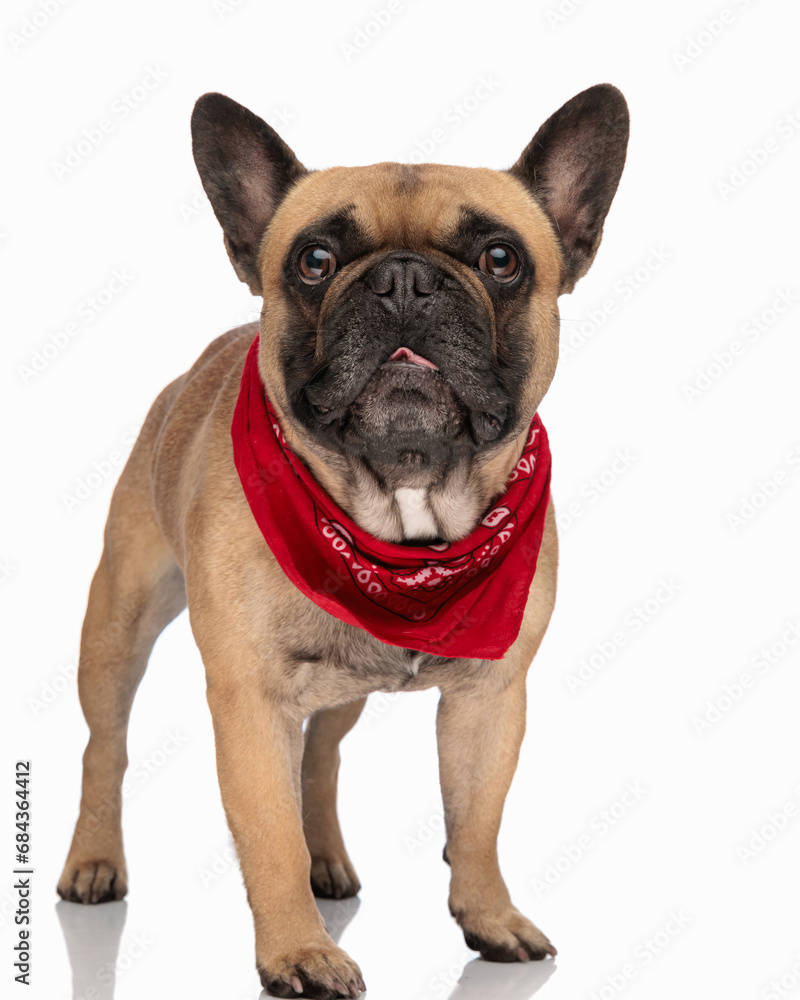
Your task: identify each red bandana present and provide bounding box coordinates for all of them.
[231,336,552,659]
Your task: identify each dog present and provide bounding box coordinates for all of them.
[57,83,629,998]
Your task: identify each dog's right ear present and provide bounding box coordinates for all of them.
[191,93,307,295]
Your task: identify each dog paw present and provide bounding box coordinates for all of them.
[310,855,361,900]
[258,943,365,998]
[453,904,556,962]
[57,859,127,904]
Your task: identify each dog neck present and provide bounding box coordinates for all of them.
[284,422,530,544]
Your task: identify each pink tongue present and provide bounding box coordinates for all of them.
[388,346,438,370]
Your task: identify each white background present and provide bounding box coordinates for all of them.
[3,1,800,998]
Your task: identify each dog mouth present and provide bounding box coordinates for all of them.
[304,343,508,455]
[351,347,462,441]
[383,346,439,371]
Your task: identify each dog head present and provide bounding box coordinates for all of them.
[191,85,629,541]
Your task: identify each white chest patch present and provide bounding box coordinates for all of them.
[394,488,439,540]
[407,652,425,675]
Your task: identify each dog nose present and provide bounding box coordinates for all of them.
[365,253,443,303]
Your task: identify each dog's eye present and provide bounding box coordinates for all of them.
[297,246,337,284]
[478,244,519,283]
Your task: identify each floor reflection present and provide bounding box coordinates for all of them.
[317,896,362,945]
[449,956,557,999]
[56,899,128,1000]
[58,891,551,1000]
[57,894,361,1000]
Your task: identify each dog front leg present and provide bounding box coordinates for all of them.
[436,669,556,962]
[205,674,365,998]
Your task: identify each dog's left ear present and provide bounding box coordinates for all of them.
[191,93,308,295]
[510,83,629,294]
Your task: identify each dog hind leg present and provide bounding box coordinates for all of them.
[301,698,366,899]
[57,480,186,904]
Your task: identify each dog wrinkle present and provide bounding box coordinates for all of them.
[287,649,324,664]
[349,466,403,541]
[428,462,484,542]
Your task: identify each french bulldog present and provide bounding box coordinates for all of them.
[57,83,629,998]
